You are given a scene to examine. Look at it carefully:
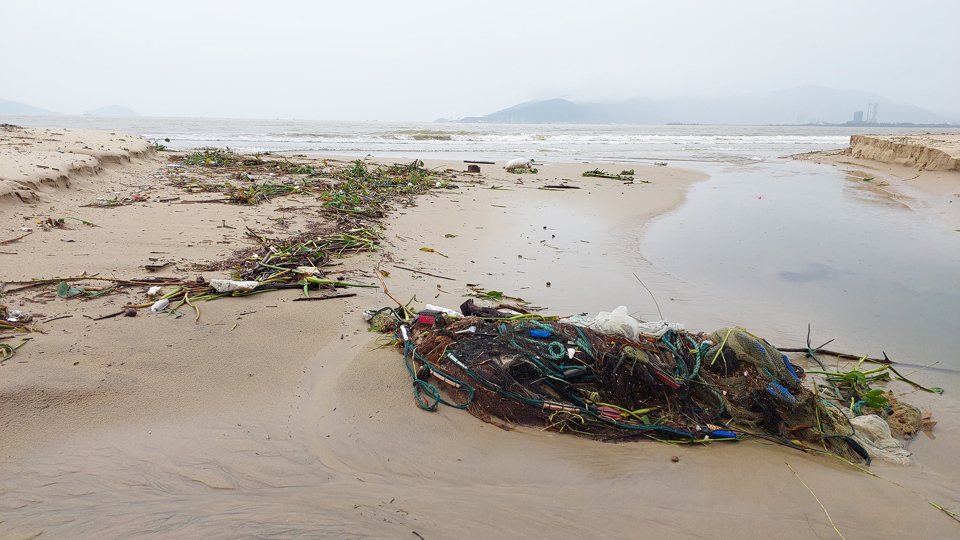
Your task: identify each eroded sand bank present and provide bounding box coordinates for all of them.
[0,125,152,204]
[1,128,958,538]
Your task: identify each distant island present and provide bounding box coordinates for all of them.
[0,99,139,117]
[438,87,960,126]
[0,99,61,116]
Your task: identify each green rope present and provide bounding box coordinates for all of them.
[573,326,595,358]
[403,340,473,411]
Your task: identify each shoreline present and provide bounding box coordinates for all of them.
[2,127,959,538]
[791,133,960,230]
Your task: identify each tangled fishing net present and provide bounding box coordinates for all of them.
[369,302,891,463]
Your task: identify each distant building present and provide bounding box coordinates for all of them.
[866,102,879,123]
[853,111,864,123]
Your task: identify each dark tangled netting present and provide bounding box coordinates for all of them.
[392,314,870,461]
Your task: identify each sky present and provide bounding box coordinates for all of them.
[2,0,958,121]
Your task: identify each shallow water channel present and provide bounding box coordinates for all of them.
[642,159,960,374]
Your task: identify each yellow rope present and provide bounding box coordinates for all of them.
[786,462,846,540]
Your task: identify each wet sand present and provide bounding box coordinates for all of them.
[793,134,960,231]
[2,127,959,538]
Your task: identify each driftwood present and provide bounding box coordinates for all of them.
[778,347,893,365]
[292,293,357,302]
[778,324,894,365]
[0,232,32,245]
[93,310,127,321]
[391,265,455,281]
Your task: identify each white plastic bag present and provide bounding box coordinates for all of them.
[504,158,534,170]
[636,320,685,338]
[848,413,912,466]
[593,306,641,341]
[559,307,683,339]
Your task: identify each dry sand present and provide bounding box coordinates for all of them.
[2,127,959,538]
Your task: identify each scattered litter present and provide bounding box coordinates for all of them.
[144,261,173,271]
[5,310,32,323]
[419,247,449,258]
[149,298,170,313]
[210,280,259,293]
[424,304,462,318]
[847,413,911,466]
[504,158,535,170]
[563,307,684,339]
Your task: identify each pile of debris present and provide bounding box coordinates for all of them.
[369,301,939,465]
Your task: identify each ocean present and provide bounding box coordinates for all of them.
[3,115,935,162]
[5,115,960,370]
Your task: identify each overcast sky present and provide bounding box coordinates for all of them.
[2,1,958,120]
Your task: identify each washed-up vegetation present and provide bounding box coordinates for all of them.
[171,152,461,217]
[0,152,471,327]
[582,168,637,181]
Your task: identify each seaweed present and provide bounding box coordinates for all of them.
[582,168,637,181]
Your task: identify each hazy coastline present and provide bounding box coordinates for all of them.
[1,126,959,537]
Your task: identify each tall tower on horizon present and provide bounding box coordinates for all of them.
[866,102,879,123]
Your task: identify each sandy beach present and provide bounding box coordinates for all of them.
[2,126,959,539]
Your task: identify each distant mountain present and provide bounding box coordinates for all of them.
[84,105,139,116]
[448,87,959,125]
[458,98,593,124]
[0,99,61,115]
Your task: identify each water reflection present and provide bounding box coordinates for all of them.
[642,160,960,371]
[779,263,851,283]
